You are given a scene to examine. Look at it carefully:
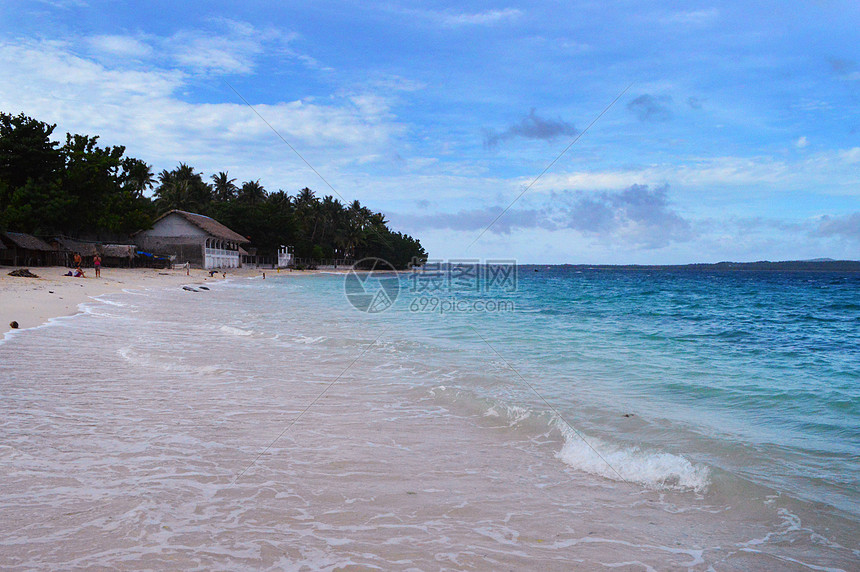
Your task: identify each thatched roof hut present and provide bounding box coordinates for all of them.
[51,237,99,267]
[99,244,136,258]
[3,232,53,251]
[54,238,99,257]
[99,244,136,267]
[0,232,55,266]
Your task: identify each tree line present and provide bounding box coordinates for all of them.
[0,112,427,268]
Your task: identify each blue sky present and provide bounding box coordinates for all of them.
[1,0,858,263]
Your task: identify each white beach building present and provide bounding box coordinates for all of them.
[278,245,294,268]
[133,210,249,269]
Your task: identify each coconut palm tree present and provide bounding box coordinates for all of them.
[238,179,267,205]
[120,158,155,197]
[211,171,238,202]
[296,187,316,209]
[153,163,212,213]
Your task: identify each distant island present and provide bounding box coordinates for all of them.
[543,260,860,272]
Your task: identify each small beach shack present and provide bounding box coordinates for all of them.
[133,210,248,269]
[99,244,136,268]
[52,237,99,268]
[0,232,55,267]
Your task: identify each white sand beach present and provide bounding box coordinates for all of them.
[0,266,274,334]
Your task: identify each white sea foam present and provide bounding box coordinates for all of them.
[555,423,711,492]
[293,335,326,344]
[219,325,254,337]
[92,298,127,307]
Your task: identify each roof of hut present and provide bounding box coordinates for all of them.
[99,244,136,258]
[2,232,53,251]
[137,210,248,243]
[54,237,99,257]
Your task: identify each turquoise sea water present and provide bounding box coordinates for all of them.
[396,266,860,516]
[1,267,858,569]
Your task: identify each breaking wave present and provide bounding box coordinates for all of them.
[554,422,711,492]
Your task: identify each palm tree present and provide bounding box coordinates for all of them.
[294,187,321,244]
[120,158,155,198]
[267,189,291,209]
[238,180,267,205]
[369,212,388,227]
[211,171,238,202]
[153,163,212,213]
[319,195,343,245]
[296,187,316,209]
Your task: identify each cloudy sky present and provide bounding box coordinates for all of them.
[1,0,858,263]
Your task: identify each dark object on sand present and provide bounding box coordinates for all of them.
[198,286,209,290]
[182,286,198,292]
[8,268,39,278]
[9,321,19,329]
[622,413,635,418]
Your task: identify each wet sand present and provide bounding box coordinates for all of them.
[0,266,271,333]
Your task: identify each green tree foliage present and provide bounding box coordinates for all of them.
[153,163,212,214]
[0,113,66,233]
[0,113,62,201]
[211,171,238,202]
[0,112,427,268]
[61,133,126,233]
[0,112,153,237]
[238,179,267,206]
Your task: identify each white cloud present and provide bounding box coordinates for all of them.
[660,8,720,26]
[88,35,153,58]
[85,20,307,77]
[163,19,278,74]
[795,136,808,149]
[169,35,258,74]
[0,38,404,190]
[838,147,860,163]
[527,152,860,196]
[560,40,591,53]
[403,7,523,27]
[443,8,523,26]
[34,0,87,8]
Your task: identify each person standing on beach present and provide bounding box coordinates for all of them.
[73,252,81,269]
[94,254,102,278]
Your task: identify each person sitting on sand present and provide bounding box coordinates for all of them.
[74,268,86,278]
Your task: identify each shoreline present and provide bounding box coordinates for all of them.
[0,266,281,334]
[0,266,856,569]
